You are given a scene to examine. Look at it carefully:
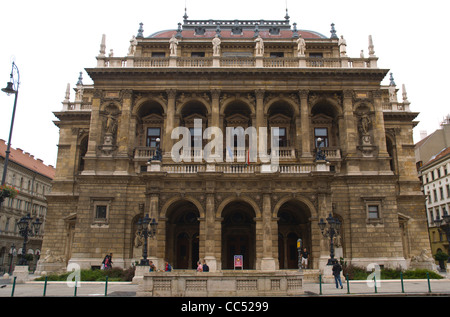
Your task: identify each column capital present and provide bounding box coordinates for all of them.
[166,89,177,99]
[120,89,133,100]
[299,90,309,99]
[93,89,103,99]
[343,89,353,99]
[372,90,382,99]
[255,89,265,99]
[211,89,221,99]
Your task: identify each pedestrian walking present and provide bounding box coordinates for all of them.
[197,261,203,272]
[165,260,172,272]
[107,253,113,269]
[300,248,309,269]
[332,259,343,289]
[202,259,209,272]
[102,253,113,270]
[101,254,108,270]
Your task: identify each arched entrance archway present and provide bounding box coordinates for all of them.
[277,199,312,269]
[221,200,256,269]
[165,200,200,269]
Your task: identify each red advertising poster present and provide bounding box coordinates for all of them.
[234,255,243,269]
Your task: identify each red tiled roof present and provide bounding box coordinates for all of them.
[149,29,325,39]
[422,147,450,169]
[0,139,55,180]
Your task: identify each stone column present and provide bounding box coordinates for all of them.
[147,192,163,269]
[115,90,132,174]
[204,193,217,271]
[83,90,102,173]
[211,89,220,128]
[255,90,267,162]
[341,90,360,174]
[255,90,265,130]
[299,90,312,159]
[342,90,357,156]
[373,90,392,172]
[164,89,176,157]
[260,193,276,270]
[116,90,132,154]
[373,90,389,157]
[317,191,334,280]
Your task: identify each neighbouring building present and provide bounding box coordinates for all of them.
[416,118,450,265]
[37,10,431,275]
[415,117,450,169]
[0,139,55,273]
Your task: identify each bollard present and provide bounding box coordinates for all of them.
[427,272,431,293]
[74,277,78,297]
[373,276,377,293]
[43,276,48,296]
[400,272,404,293]
[105,276,109,297]
[319,274,322,295]
[346,274,350,294]
[11,276,16,297]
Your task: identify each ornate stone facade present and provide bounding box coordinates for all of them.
[37,13,430,274]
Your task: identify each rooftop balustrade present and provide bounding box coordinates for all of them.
[96,55,378,69]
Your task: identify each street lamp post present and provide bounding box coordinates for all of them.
[8,244,16,274]
[1,61,20,187]
[315,137,326,161]
[148,137,162,162]
[297,238,303,272]
[17,214,42,265]
[318,213,341,265]
[137,213,158,266]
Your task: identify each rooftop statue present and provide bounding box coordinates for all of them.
[169,34,179,56]
[128,35,137,56]
[338,35,347,57]
[212,35,221,56]
[297,35,306,56]
[254,35,264,56]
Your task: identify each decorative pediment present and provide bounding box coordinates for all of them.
[311,113,333,124]
[225,113,250,126]
[142,113,164,124]
[184,113,207,126]
[268,113,291,125]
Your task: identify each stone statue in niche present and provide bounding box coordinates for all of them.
[99,106,119,155]
[359,112,372,145]
[357,110,377,157]
[104,112,118,142]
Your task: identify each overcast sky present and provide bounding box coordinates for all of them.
[1,0,449,167]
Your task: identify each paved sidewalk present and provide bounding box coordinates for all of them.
[303,279,450,296]
[0,280,138,297]
[1,277,450,297]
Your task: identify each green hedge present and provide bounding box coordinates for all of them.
[343,263,443,280]
[35,267,135,282]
